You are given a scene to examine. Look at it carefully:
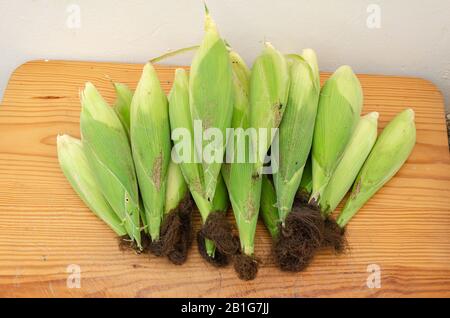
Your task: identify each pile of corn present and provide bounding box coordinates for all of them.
[57,8,416,280]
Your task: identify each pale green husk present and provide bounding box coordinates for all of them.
[165,160,188,214]
[222,47,260,255]
[320,111,379,215]
[189,10,234,203]
[130,62,171,241]
[273,49,320,223]
[337,108,416,227]
[249,42,290,172]
[298,156,313,198]
[169,67,229,257]
[80,82,141,247]
[311,65,363,203]
[113,82,133,134]
[57,134,126,236]
[260,175,279,239]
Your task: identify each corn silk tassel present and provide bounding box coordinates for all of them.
[221,46,261,280]
[169,68,230,266]
[57,134,127,236]
[319,112,379,215]
[337,109,416,227]
[311,65,363,204]
[130,63,171,252]
[80,83,142,248]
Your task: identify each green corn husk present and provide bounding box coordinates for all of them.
[189,8,234,202]
[297,156,313,199]
[228,49,251,129]
[57,134,126,236]
[130,62,171,242]
[222,47,260,256]
[80,82,141,247]
[273,49,320,223]
[311,65,363,203]
[249,42,290,172]
[210,175,229,212]
[169,69,203,196]
[169,68,229,257]
[320,112,379,215]
[260,175,279,239]
[165,160,188,214]
[337,108,416,227]
[113,83,133,134]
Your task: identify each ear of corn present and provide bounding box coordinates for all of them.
[57,134,126,236]
[169,69,204,196]
[189,9,234,202]
[260,175,279,239]
[165,160,188,214]
[337,109,416,227]
[113,82,133,135]
[249,42,290,171]
[169,67,229,257]
[80,82,141,247]
[222,47,261,256]
[273,49,320,223]
[311,65,363,203]
[130,63,171,242]
[320,112,379,215]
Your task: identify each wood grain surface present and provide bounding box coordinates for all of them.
[0,60,449,298]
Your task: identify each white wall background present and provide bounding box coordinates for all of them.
[1,0,449,112]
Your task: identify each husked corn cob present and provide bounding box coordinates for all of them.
[273,49,320,223]
[337,108,416,227]
[80,82,141,247]
[189,8,234,202]
[130,62,171,242]
[320,112,379,215]
[113,82,133,134]
[311,65,363,204]
[57,134,126,236]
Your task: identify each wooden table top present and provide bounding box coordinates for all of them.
[0,60,449,297]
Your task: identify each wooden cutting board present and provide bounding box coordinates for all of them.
[0,60,449,298]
